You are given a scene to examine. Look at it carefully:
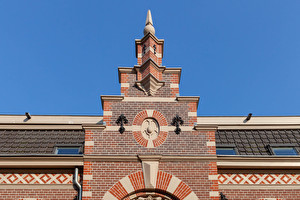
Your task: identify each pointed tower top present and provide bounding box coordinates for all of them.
[144,10,155,36]
[145,10,153,25]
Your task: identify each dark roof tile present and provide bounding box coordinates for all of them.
[216,129,300,155]
[0,130,84,155]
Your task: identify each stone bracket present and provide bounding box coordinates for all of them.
[135,74,165,96]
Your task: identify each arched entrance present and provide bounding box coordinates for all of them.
[103,171,198,200]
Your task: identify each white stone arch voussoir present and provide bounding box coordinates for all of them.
[103,170,198,200]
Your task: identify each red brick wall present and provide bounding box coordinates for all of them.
[119,73,179,98]
[109,101,194,127]
[86,129,212,155]
[160,161,218,200]
[0,169,78,200]
[0,189,77,200]
[82,161,141,200]
[138,36,163,66]
[82,30,217,200]
[82,161,218,200]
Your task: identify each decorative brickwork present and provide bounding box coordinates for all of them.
[0,173,73,184]
[219,174,300,184]
[159,162,219,200]
[118,71,180,98]
[103,170,198,200]
[132,110,168,148]
[0,189,77,200]
[80,11,217,200]
[0,169,79,199]
[1,10,299,200]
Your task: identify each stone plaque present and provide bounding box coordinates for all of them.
[141,118,159,141]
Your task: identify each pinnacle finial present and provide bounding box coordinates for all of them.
[144,10,155,35]
[145,10,153,26]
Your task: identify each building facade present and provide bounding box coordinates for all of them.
[1,10,300,200]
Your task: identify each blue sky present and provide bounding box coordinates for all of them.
[0,1,300,116]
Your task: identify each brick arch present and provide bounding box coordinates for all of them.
[132,110,168,148]
[103,171,198,200]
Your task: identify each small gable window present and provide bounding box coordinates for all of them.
[216,147,237,155]
[55,145,83,155]
[271,147,298,156]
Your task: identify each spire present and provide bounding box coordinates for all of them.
[145,10,153,26]
[144,10,155,36]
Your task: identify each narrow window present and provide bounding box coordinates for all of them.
[143,44,146,54]
[216,147,236,155]
[55,146,82,155]
[271,147,298,156]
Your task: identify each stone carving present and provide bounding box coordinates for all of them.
[135,74,164,96]
[138,196,162,200]
[135,195,170,200]
[141,118,159,141]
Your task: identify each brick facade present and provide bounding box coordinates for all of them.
[81,14,218,199]
[0,189,77,200]
[0,169,78,200]
[1,10,298,200]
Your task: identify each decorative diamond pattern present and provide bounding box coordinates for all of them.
[0,173,72,184]
[219,174,300,185]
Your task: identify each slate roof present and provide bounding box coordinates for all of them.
[216,129,300,155]
[0,130,84,155]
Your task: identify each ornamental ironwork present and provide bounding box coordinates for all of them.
[171,115,184,134]
[220,192,228,200]
[116,114,128,134]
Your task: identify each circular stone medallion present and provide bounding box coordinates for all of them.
[132,110,168,148]
[141,118,159,141]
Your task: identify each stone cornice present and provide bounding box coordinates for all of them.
[0,156,83,168]
[82,123,106,130]
[138,155,162,162]
[118,67,135,83]
[84,155,217,162]
[197,116,300,129]
[0,124,84,130]
[194,125,218,131]
[197,116,300,124]
[100,95,124,109]
[176,96,200,107]
[163,68,182,74]
[217,156,300,169]
[0,115,102,126]
[164,68,182,83]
